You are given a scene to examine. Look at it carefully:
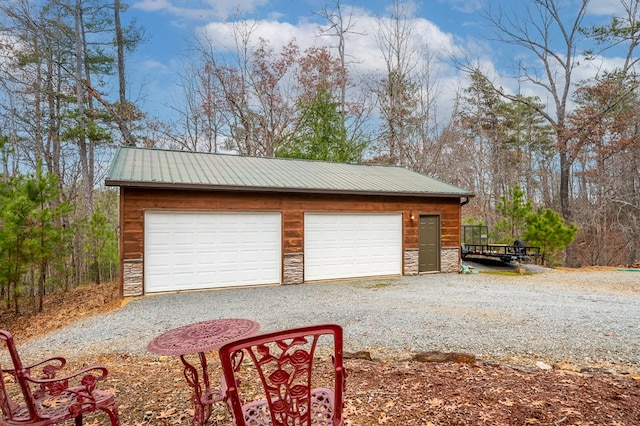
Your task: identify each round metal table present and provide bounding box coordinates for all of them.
[147,318,260,426]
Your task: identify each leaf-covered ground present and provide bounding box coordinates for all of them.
[3,281,640,425]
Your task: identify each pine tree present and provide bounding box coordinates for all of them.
[494,185,533,243]
[524,208,578,266]
[277,87,365,162]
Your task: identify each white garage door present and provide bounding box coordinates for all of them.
[304,213,402,281]
[144,211,281,293]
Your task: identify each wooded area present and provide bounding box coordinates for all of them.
[1,0,639,312]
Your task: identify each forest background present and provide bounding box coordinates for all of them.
[1,0,639,314]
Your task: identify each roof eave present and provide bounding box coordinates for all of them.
[105,179,474,199]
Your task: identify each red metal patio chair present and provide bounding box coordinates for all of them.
[0,329,119,425]
[219,324,346,426]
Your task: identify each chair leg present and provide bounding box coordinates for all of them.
[101,402,120,426]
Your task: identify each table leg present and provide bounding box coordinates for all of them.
[180,353,213,426]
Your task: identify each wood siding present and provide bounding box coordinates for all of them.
[120,187,462,263]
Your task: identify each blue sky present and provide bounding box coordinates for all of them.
[121,0,627,122]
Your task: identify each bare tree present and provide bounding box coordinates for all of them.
[467,0,590,265]
[0,0,65,176]
[114,0,137,146]
[363,0,445,173]
[171,62,224,152]
[455,70,504,223]
[480,0,590,225]
[189,22,298,156]
[72,0,93,212]
[186,21,367,158]
[398,46,447,174]
[316,0,361,126]
[566,77,640,265]
[373,0,419,164]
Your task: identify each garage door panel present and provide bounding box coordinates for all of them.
[145,212,281,293]
[304,213,402,281]
[146,233,171,246]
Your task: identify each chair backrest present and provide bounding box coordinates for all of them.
[0,330,39,422]
[219,324,345,426]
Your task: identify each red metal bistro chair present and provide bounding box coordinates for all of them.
[0,330,119,425]
[219,324,346,426]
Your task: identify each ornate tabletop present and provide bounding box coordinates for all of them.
[147,318,260,356]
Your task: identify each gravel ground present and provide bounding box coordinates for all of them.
[21,266,640,370]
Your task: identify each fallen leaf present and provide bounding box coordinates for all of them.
[157,407,177,419]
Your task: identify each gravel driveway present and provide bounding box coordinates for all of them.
[21,267,640,370]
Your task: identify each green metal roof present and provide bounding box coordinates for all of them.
[105,147,473,198]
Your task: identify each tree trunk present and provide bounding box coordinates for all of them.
[114,0,136,146]
[74,0,92,214]
[38,259,46,312]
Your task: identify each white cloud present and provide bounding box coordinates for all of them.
[200,7,465,79]
[440,0,482,14]
[587,0,626,16]
[574,54,630,81]
[133,0,170,13]
[142,59,170,72]
[200,19,313,53]
[203,0,270,20]
[133,0,269,21]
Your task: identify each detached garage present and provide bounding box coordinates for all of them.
[105,147,473,297]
